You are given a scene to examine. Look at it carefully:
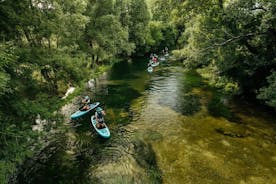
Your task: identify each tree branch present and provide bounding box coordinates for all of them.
[0,131,24,138]
[213,33,255,47]
[201,32,264,52]
[251,7,267,12]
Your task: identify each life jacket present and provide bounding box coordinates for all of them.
[96,111,104,123]
[97,111,103,119]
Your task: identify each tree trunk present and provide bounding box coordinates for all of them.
[48,38,51,49]
[56,35,59,48]
[90,55,95,68]
[218,0,223,9]
[267,28,276,61]
[96,56,99,65]
[23,29,33,46]
[174,25,185,49]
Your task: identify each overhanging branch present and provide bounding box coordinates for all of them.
[200,32,265,52]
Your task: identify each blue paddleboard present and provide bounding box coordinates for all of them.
[91,115,110,138]
[71,102,100,120]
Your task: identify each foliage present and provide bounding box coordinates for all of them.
[128,0,151,54]
[1,0,276,182]
[0,0,154,181]
[0,42,17,96]
[146,21,177,52]
[147,21,164,47]
[257,71,276,108]
[164,0,276,107]
[151,0,171,22]
[84,0,135,65]
[198,66,240,95]
[207,93,232,119]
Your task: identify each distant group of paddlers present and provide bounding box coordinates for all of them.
[147,47,169,72]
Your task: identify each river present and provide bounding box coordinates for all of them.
[13,58,276,184]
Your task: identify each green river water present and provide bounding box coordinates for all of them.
[14,58,276,184]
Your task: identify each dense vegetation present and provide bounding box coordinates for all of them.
[0,0,152,182]
[152,0,276,106]
[0,0,275,182]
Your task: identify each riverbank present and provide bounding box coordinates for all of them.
[5,63,114,184]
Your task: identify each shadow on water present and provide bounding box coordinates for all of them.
[98,84,141,109]
[159,93,201,116]
[143,129,163,142]
[183,70,238,121]
[178,94,201,115]
[155,70,202,116]
[109,59,146,80]
[12,139,94,184]
[12,108,112,184]
[89,83,142,127]
[207,92,235,121]
[133,140,163,183]
[181,70,205,92]
[13,121,115,184]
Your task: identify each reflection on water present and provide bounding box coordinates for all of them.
[14,59,276,184]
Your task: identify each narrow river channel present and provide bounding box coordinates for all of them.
[14,58,276,184]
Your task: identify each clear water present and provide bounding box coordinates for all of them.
[14,59,276,184]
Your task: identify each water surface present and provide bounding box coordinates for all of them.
[14,59,276,184]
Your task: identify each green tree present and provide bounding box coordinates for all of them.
[128,0,151,54]
[258,71,276,108]
[84,0,134,67]
[171,0,276,106]
[0,42,17,96]
[114,0,131,28]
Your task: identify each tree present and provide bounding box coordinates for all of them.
[258,71,276,108]
[0,42,17,96]
[84,0,134,67]
[128,0,151,54]
[171,0,276,101]
[114,0,131,28]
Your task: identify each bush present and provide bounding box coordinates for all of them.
[257,72,276,108]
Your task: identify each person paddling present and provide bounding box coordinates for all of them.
[150,53,154,59]
[148,60,153,66]
[165,47,169,54]
[95,107,106,129]
[79,95,91,111]
[152,56,157,63]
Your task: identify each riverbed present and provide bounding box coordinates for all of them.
[13,58,276,184]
